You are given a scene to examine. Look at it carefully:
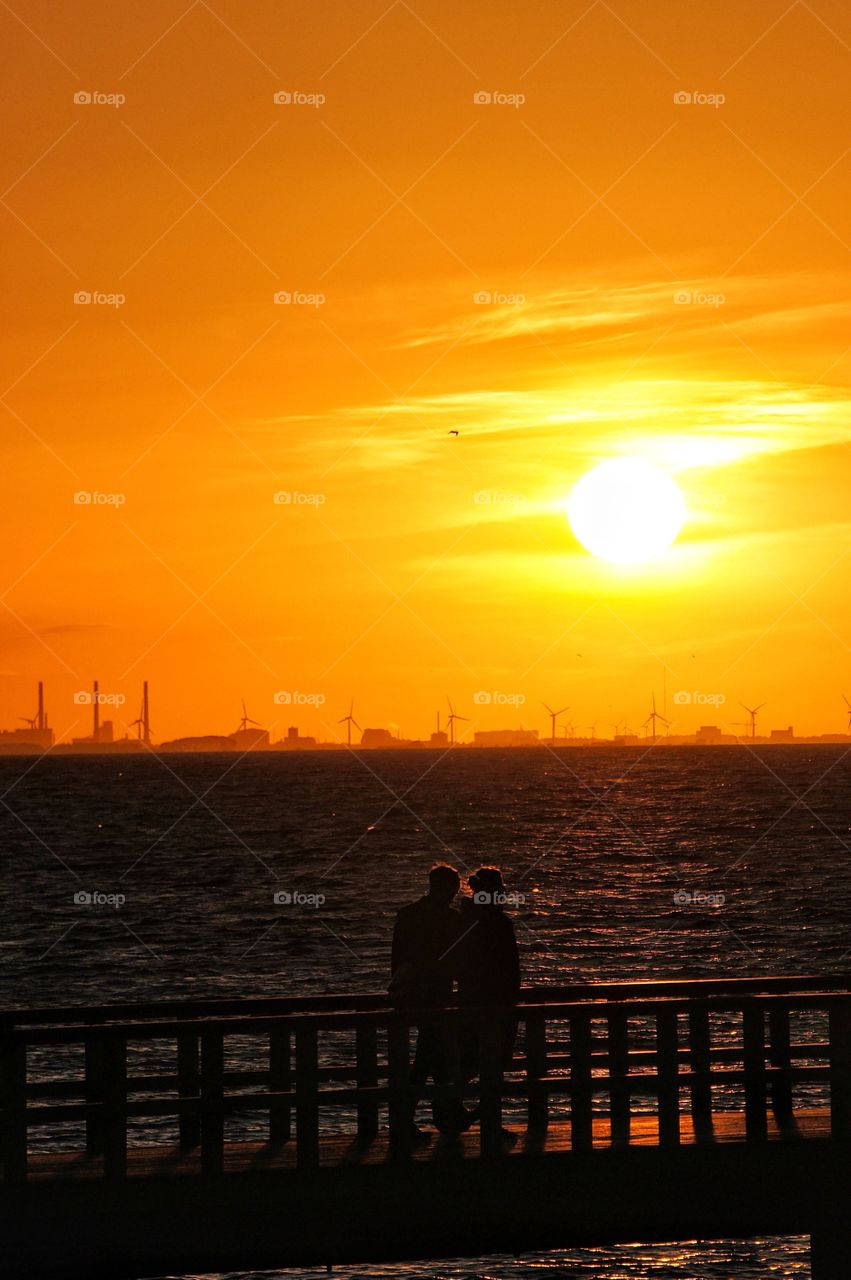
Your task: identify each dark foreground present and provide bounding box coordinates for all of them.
[3,977,851,1277]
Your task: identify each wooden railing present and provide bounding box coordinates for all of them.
[2,976,851,1183]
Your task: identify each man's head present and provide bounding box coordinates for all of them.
[428,862,461,904]
[469,865,505,906]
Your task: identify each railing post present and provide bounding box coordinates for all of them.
[479,1014,504,1157]
[177,1031,201,1150]
[688,1004,712,1138]
[656,1007,680,1148]
[812,1225,851,1278]
[387,1019,411,1159]
[607,1010,630,1145]
[525,1013,548,1133]
[570,1012,593,1153]
[0,1034,27,1184]
[102,1036,127,1179]
[85,1036,105,1157]
[829,1002,851,1140]
[200,1030,225,1175]
[743,1003,768,1141]
[269,1026,292,1145]
[768,1005,794,1121]
[355,1024,378,1142]
[295,1026,320,1168]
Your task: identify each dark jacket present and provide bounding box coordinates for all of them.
[455,899,520,1006]
[390,896,462,1008]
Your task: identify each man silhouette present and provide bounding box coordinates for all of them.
[390,863,463,1134]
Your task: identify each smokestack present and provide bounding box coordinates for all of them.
[142,680,150,745]
[93,680,99,742]
[37,681,44,731]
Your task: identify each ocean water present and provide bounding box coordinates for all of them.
[3,744,850,1277]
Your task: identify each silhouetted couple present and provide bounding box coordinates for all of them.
[390,863,520,1137]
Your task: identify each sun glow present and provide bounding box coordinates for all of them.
[567,458,687,565]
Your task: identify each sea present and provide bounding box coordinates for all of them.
[3,744,850,1279]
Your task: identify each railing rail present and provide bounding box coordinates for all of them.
[2,978,850,1184]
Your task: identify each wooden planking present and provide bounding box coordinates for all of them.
[17,1108,834,1185]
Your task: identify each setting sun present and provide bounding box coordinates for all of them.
[566,458,687,565]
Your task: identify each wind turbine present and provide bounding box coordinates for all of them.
[338,698,361,748]
[643,693,670,743]
[130,704,144,740]
[543,701,568,745]
[843,695,851,734]
[739,701,765,740]
[238,698,261,733]
[446,697,468,746]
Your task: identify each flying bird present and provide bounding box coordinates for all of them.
[448,429,459,436]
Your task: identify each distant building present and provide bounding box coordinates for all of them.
[696,725,723,744]
[361,727,396,748]
[0,726,54,750]
[159,735,237,752]
[473,728,540,747]
[73,719,114,746]
[279,726,317,749]
[430,729,449,747]
[770,726,795,742]
[613,733,641,746]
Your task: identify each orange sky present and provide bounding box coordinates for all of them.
[1,0,850,742]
